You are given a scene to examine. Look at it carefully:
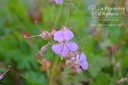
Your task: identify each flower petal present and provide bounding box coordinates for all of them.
[80,52,86,62]
[55,0,63,4]
[60,45,70,56]
[67,42,78,52]
[63,30,74,41]
[0,74,5,80]
[54,30,63,42]
[80,61,88,70]
[52,44,63,54]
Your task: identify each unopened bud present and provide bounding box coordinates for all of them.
[51,29,56,38]
[114,62,120,71]
[62,26,68,31]
[66,52,76,59]
[35,51,42,59]
[65,60,72,68]
[41,45,48,54]
[125,0,128,11]
[74,60,80,65]
[40,31,52,40]
[125,0,128,17]
[76,68,82,74]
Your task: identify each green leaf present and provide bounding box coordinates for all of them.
[24,71,47,85]
[89,56,110,77]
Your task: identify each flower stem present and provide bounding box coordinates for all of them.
[48,53,55,85]
[54,2,65,27]
[65,0,72,25]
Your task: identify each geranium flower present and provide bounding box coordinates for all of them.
[52,29,78,56]
[65,52,88,73]
[49,0,63,4]
[55,0,63,4]
[78,52,88,70]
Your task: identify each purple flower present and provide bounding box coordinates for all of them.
[52,29,78,56]
[71,52,88,73]
[49,0,63,4]
[65,52,88,73]
[0,65,11,80]
[55,0,63,4]
[72,52,88,70]
[78,52,88,70]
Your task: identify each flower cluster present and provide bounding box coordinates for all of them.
[65,52,88,73]
[52,26,88,73]
[24,25,88,73]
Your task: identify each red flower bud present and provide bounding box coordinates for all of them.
[51,29,56,38]
[41,45,48,54]
[40,31,52,40]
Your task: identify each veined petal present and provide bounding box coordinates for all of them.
[52,44,63,54]
[80,52,86,62]
[60,45,70,56]
[55,0,63,4]
[54,30,63,42]
[80,61,88,70]
[63,30,74,41]
[67,42,78,52]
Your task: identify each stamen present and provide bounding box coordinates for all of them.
[24,35,40,38]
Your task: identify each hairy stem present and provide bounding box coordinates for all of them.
[48,53,55,85]
[65,0,72,25]
[54,2,65,27]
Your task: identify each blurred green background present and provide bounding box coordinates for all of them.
[0,0,128,85]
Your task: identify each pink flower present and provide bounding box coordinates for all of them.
[49,0,63,4]
[52,29,78,56]
[55,0,63,4]
[77,52,88,70]
[71,52,88,73]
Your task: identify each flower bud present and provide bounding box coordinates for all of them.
[66,52,76,60]
[65,60,72,68]
[40,31,52,40]
[62,26,68,31]
[35,51,42,59]
[41,45,48,54]
[125,0,128,17]
[51,29,56,38]
[74,60,80,65]
[76,68,82,74]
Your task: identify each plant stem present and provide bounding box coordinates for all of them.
[65,0,72,25]
[48,53,55,85]
[54,2,65,27]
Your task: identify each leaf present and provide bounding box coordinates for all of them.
[24,71,47,85]
[89,61,101,77]
[90,73,111,85]
[89,56,110,77]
